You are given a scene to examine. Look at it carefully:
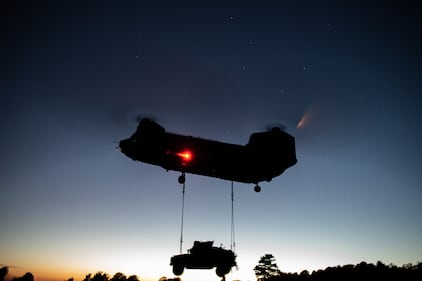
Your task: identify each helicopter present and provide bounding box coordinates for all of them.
[119,118,297,192]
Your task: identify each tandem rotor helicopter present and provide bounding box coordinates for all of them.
[119,118,297,192]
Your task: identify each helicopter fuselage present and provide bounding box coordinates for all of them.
[119,119,297,185]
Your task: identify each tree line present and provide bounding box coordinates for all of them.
[254,254,422,281]
[1,267,33,281]
[3,257,422,281]
[0,267,183,281]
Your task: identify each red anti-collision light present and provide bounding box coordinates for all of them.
[176,150,193,162]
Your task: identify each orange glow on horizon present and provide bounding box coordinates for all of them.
[3,267,157,281]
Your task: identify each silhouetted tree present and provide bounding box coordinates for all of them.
[254,254,281,280]
[158,278,180,281]
[91,272,109,281]
[0,267,8,281]
[110,272,126,281]
[126,275,140,281]
[77,272,140,281]
[11,272,34,281]
[299,270,309,279]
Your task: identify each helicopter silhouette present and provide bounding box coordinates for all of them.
[119,118,297,192]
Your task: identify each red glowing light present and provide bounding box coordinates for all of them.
[177,150,193,162]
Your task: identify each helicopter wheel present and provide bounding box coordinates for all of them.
[254,185,261,193]
[178,173,186,184]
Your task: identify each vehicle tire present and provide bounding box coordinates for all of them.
[172,265,184,276]
[216,266,230,277]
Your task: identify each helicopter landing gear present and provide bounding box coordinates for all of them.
[254,184,261,193]
[178,173,186,184]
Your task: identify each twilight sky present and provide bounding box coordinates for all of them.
[1,1,422,281]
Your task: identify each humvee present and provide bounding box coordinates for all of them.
[170,241,236,277]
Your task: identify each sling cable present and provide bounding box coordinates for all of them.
[178,178,237,255]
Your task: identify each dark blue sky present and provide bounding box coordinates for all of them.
[1,1,422,281]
